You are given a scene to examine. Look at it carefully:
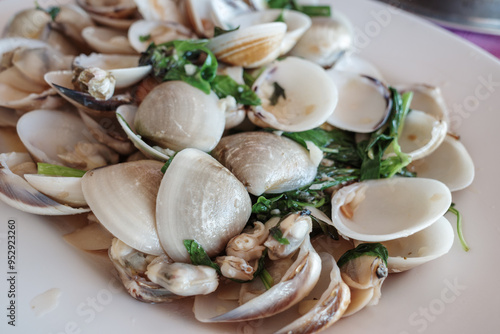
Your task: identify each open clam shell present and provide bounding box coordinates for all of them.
[128,20,195,53]
[408,134,475,192]
[334,54,386,83]
[193,236,321,322]
[330,178,452,242]
[396,83,449,126]
[156,148,252,262]
[0,152,89,215]
[289,11,354,68]
[16,109,118,170]
[82,26,137,55]
[134,0,190,25]
[81,160,165,255]
[24,174,87,207]
[354,216,455,273]
[211,131,317,196]
[326,71,391,133]
[225,9,312,55]
[207,22,286,68]
[249,56,338,132]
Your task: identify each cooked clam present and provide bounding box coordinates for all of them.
[211,131,317,196]
[248,56,338,132]
[82,26,136,54]
[128,20,195,53]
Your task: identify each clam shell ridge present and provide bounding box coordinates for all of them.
[156,148,252,263]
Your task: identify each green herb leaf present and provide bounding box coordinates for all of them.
[35,1,60,21]
[448,203,470,251]
[274,10,286,22]
[269,225,290,245]
[37,163,86,178]
[161,154,176,174]
[259,268,274,290]
[337,243,389,268]
[211,75,261,105]
[266,0,331,17]
[139,40,218,94]
[270,82,286,106]
[252,194,284,214]
[214,26,239,37]
[139,34,151,42]
[183,240,221,273]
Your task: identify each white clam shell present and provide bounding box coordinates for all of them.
[81,160,165,255]
[73,53,152,89]
[396,83,449,125]
[82,26,136,55]
[289,11,353,68]
[134,81,225,152]
[211,131,317,196]
[388,109,448,161]
[334,54,386,83]
[207,22,286,68]
[249,56,338,132]
[210,0,252,29]
[24,174,87,207]
[331,178,452,242]
[326,71,390,133]
[156,148,252,262]
[409,134,475,192]
[372,216,454,273]
[185,0,215,37]
[226,9,312,55]
[128,20,195,53]
[0,152,89,215]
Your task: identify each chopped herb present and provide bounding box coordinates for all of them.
[37,163,86,178]
[139,34,151,42]
[448,203,470,251]
[35,1,60,21]
[274,10,286,23]
[337,243,389,268]
[243,67,266,87]
[139,40,218,94]
[183,240,221,273]
[214,26,240,37]
[211,75,261,105]
[269,224,290,245]
[161,154,176,174]
[259,268,274,290]
[269,82,286,106]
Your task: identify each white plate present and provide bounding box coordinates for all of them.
[1,0,500,333]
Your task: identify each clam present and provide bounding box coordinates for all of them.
[109,238,182,303]
[185,0,216,37]
[354,216,455,273]
[134,0,190,26]
[24,174,87,207]
[81,160,165,255]
[289,11,354,68]
[330,178,452,242]
[274,252,350,334]
[248,56,338,132]
[77,0,137,19]
[396,83,449,125]
[16,109,118,170]
[207,22,286,68]
[326,71,391,133]
[408,134,475,192]
[386,109,448,161]
[193,235,322,322]
[82,27,137,54]
[155,148,252,262]
[128,20,195,53]
[133,81,225,152]
[334,54,386,82]
[0,152,89,215]
[225,9,312,55]
[73,53,152,89]
[210,0,252,29]
[211,131,317,196]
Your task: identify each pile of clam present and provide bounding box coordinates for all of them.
[0,0,475,333]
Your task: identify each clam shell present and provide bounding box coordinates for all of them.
[334,54,386,82]
[396,83,449,125]
[326,71,391,133]
[81,160,165,255]
[249,56,338,132]
[134,81,225,152]
[134,0,189,25]
[211,131,317,196]
[0,152,89,215]
[226,9,311,55]
[156,148,252,262]
[82,26,137,55]
[128,20,195,53]
[207,22,286,68]
[185,0,215,37]
[408,134,475,192]
[330,178,452,242]
[24,174,87,207]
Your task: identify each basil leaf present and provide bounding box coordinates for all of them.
[214,26,239,37]
[139,34,151,42]
[211,75,261,105]
[35,2,60,21]
[139,40,218,94]
[252,194,284,214]
[337,243,389,268]
[269,225,290,245]
[183,240,221,273]
[37,163,86,178]
[259,269,274,290]
[270,82,286,106]
[161,154,176,174]
[266,0,331,17]
[275,10,286,22]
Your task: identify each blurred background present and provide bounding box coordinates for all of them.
[376,0,500,58]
